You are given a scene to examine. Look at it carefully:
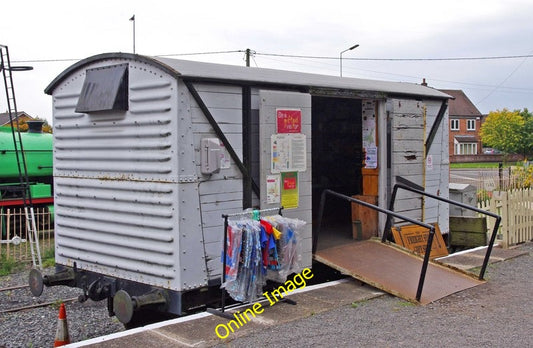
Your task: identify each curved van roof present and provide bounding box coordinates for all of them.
[45,52,451,100]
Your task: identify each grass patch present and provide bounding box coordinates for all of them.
[469,263,495,280]
[42,247,55,268]
[393,300,416,311]
[0,255,17,276]
[51,299,63,310]
[351,299,367,308]
[0,239,55,274]
[0,254,27,275]
[450,162,508,169]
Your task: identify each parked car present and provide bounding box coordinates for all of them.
[483,148,501,154]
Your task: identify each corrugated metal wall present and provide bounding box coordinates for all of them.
[53,59,185,289]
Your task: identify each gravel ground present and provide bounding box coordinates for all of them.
[219,242,533,348]
[0,269,124,348]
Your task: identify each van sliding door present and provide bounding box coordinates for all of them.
[258,90,312,268]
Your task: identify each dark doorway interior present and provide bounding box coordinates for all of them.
[312,96,363,249]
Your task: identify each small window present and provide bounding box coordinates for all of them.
[75,63,128,113]
[467,119,476,131]
[450,119,459,131]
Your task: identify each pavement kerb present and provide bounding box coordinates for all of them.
[68,278,384,347]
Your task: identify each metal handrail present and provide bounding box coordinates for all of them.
[314,189,436,302]
[384,183,501,280]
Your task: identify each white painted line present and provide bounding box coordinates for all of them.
[151,329,206,347]
[65,327,147,347]
[436,244,500,260]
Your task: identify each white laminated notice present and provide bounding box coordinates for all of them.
[271,133,307,173]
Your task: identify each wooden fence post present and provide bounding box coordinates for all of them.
[478,187,533,248]
[492,191,507,248]
[6,209,11,258]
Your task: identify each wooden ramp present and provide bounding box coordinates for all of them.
[314,239,485,305]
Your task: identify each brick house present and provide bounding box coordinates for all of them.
[0,111,34,128]
[439,90,483,160]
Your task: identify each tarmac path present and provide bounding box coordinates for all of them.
[449,167,511,189]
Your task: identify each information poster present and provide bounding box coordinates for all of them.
[362,100,378,169]
[365,146,378,169]
[276,109,302,133]
[271,133,307,173]
[266,175,281,204]
[281,171,299,209]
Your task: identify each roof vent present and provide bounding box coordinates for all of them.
[75,63,129,113]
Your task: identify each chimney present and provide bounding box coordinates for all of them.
[421,78,428,87]
[26,120,44,133]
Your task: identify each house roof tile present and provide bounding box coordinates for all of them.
[0,111,31,126]
[440,90,482,117]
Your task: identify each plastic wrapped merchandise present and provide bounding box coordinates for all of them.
[220,214,306,302]
[224,220,265,302]
[263,215,306,282]
[221,223,243,286]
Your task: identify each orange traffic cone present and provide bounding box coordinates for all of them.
[54,302,70,347]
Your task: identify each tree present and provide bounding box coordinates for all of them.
[519,108,533,158]
[480,108,529,156]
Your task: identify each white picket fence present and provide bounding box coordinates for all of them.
[478,188,533,248]
[0,207,54,262]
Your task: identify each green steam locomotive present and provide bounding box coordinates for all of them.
[0,121,53,239]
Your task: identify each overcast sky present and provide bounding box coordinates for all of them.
[1,0,532,124]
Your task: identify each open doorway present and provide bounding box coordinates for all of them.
[312,96,363,250]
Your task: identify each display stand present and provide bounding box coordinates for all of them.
[207,206,296,320]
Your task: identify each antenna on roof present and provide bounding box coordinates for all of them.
[129,15,136,54]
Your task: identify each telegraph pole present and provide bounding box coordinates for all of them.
[245,48,251,67]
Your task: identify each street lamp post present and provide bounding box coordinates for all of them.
[340,44,359,77]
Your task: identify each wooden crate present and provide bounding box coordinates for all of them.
[351,195,378,240]
[362,168,379,196]
[449,216,487,248]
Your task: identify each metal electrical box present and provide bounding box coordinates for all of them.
[201,138,221,175]
[449,183,477,217]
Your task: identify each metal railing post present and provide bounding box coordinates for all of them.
[382,184,399,243]
[388,183,501,280]
[316,189,435,302]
